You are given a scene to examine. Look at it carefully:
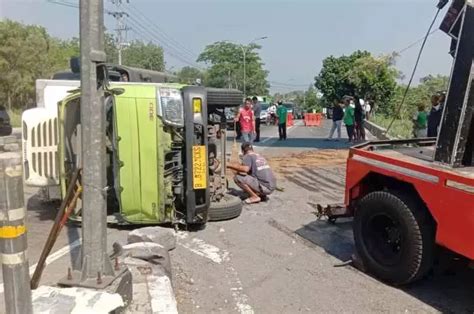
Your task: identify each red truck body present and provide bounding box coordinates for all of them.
[345,140,474,261]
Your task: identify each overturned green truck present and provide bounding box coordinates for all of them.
[23,75,244,226]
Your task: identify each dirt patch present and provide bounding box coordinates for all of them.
[268,149,348,176]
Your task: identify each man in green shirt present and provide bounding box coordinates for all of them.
[276,101,288,140]
[412,104,428,138]
[343,97,355,142]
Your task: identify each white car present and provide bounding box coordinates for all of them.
[258,103,270,124]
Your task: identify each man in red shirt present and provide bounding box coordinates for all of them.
[235,98,255,143]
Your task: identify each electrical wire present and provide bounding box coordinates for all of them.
[126,16,204,69]
[385,7,443,134]
[396,29,439,55]
[47,0,203,69]
[126,3,197,60]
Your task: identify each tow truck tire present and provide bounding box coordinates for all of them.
[353,191,435,285]
[208,194,243,221]
[206,88,243,107]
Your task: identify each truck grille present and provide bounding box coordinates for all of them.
[22,109,60,186]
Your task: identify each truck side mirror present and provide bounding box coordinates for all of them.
[70,57,81,74]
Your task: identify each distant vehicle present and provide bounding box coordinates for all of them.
[282,102,295,118]
[259,103,270,124]
[0,106,12,136]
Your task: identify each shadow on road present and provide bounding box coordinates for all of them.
[256,138,353,149]
[26,189,81,269]
[295,217,474,313]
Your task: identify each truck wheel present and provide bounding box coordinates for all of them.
[353,191,435,285]
[208,194,242,221]
[206,88,243,107]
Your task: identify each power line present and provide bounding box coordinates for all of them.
[126,3,197,60]
[125,15,204,69]
[46,0,203,69]
[386,6,443,133]
[108,0,131,65]
[396,29,439,55]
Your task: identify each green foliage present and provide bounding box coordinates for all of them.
[122,40,164,71]
[372,115,414,139]
[314,50,370,102]
[292,86,322,112]
[176,66,205,85]
[197,41,269,95]
[314,51,398,113]
[385,74,449,120]
[0,20,164,111]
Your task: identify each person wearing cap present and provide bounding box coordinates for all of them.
[227,143,276,204]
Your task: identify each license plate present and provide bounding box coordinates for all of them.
[192,145,207,189]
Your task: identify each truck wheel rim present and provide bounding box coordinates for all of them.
[363,213,402,266]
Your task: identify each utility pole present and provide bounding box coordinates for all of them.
[0,154,32,314]
[240,36,267,97]
[109,0,130,65]
[58,1,131,303]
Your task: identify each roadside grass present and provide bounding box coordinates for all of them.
[372,115,413,139]
[8,109,22,128]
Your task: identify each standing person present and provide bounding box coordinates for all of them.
[427,94,442,137]
[412,104,428,138]
[267,103,277,125]
[326,100,344,141]
[354,98,366,141]
[276,101,288,140]
[364,99,372,120]
[227,143,276,204]
[252,96,262,142]
[343,97,355,142]
[235,98,255,143]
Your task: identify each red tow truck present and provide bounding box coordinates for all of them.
[326,0,474,285]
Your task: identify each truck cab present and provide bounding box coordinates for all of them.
[22,79,244,226]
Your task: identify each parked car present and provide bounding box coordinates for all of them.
[259,103,270,124]
[0,106,12,136]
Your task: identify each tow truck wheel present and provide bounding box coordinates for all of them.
[353,191,435,285]
[208,194,243,221]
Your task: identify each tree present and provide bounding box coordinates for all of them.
[314,51,398,113]
[176,66,205,85]
[122,40,164,71]
[197,41,269,95]
[390,74,449,119]
[314,50,370,103]
[348,54,399,114]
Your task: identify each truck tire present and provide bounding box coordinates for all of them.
[353,191,435,285]
[208,194,242,221]
[206,88,243,108]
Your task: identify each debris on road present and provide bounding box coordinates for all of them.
[268,149,348,176]
[32,286,124,314]
[128,227,177,251]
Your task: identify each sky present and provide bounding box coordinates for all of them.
[0,0,454,93]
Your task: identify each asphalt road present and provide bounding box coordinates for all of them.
[0,120,472,313]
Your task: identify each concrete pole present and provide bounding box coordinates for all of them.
[0,153,32,314]
[79,0,113,280]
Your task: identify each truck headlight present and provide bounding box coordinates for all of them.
[158,88,184,127]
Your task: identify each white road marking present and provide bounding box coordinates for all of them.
[148,275,178,314]
[177,232,229,264]
[227,266,254,314]
[0,238,82,295]
[177,231,254,314]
